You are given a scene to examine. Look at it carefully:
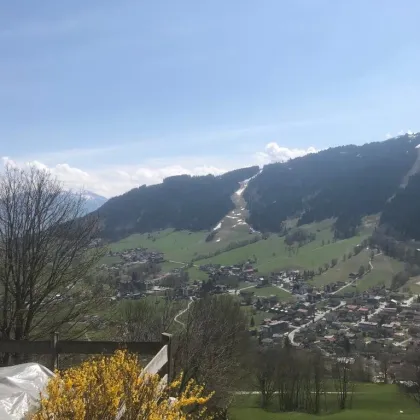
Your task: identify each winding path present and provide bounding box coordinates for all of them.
[174,298,194,328]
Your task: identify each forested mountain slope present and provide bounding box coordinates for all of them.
[96,134,420,242]
[381,171,420,240]
[244,134,420,239]
[98,166,259,239]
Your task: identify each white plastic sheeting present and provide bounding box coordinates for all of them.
[0,363,53,419]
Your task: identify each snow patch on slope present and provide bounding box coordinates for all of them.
[212,222,222,231]
[207,168,264,241]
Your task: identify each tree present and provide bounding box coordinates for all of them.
[0,166,104,355]
[397,350,420,405]
[118,299,178,342]
[274,347,326,414]
[250,316,255,328]
[333,358,354,410]
[357,265,365,277]
[240,290,254,305]
[391,271,410,291]
[331,258,338,267]
[377,351,392,384]
[255,346,278,408]
[173,295,250,415]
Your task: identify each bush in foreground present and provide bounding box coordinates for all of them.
[31,350,213,420]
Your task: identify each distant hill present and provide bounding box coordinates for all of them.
[96,134,420,242]
[97,166,259,240]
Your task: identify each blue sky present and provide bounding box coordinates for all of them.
[2,0,420,196]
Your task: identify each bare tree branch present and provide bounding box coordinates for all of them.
[0,166,105,357]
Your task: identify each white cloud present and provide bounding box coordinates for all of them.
[397,129,414,136]
[256,142,317,164]
[2,142,318,197]
[1,157,229,198]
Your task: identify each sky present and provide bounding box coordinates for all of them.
[2,0,420,197]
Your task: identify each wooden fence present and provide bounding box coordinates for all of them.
[0,332,172,381]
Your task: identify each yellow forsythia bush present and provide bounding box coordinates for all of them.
[31,350,213,420]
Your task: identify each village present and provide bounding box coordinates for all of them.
[100,245,420,358]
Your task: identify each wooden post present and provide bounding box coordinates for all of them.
[50,332,59,371]
[161,333,172,382]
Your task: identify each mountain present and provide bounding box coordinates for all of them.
[244,134,420,239]
[97,133,420,242]
[97,166,259,240]
[82,192,108,213]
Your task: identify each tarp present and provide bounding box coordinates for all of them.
[0,363,53,419]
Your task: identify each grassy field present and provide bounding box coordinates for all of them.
[246,285,293,300]
[405,275,420,294]
[187,266,210,282]
[105,219,375,279]
[100,254,123,265]
[108,228,255,263]
[356,254,403,291]
[230,384,420,419]
[311,249,371,287]
[194,220,371,275]
[334,254,404,294]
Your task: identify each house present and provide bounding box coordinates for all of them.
[269,320,289,334]
[359,321,378,331]
[297,308,308,316]
[382,322,393,330]
[384,307,398,314]
[273,333,285,343]
[259,325,271,338]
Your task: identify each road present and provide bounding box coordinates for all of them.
[174,298,194,328]
[288,300,346,345]
[168,260,198,267]
[150,272,173,283]
[275,284,292,294]
[229,284,256,295]
[366,302,386,320]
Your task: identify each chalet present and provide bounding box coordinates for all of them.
[384,307,397,314]
[269,320,289,334]
[359,321,378,331]
[272,333,284,343]
[382,323,395,333]
[358,307,370,315]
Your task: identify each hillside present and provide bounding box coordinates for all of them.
[381,171,420,239]
[96,133,420,242]
[244,134,420,239]
[97,166,259,240]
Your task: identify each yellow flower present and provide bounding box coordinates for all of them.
[31,350,213,419]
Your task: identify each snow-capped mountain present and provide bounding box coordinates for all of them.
[82,192,108,213]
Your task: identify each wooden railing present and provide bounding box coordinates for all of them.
[0,332,172,381]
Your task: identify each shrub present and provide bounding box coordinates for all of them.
[31,350,213,419]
